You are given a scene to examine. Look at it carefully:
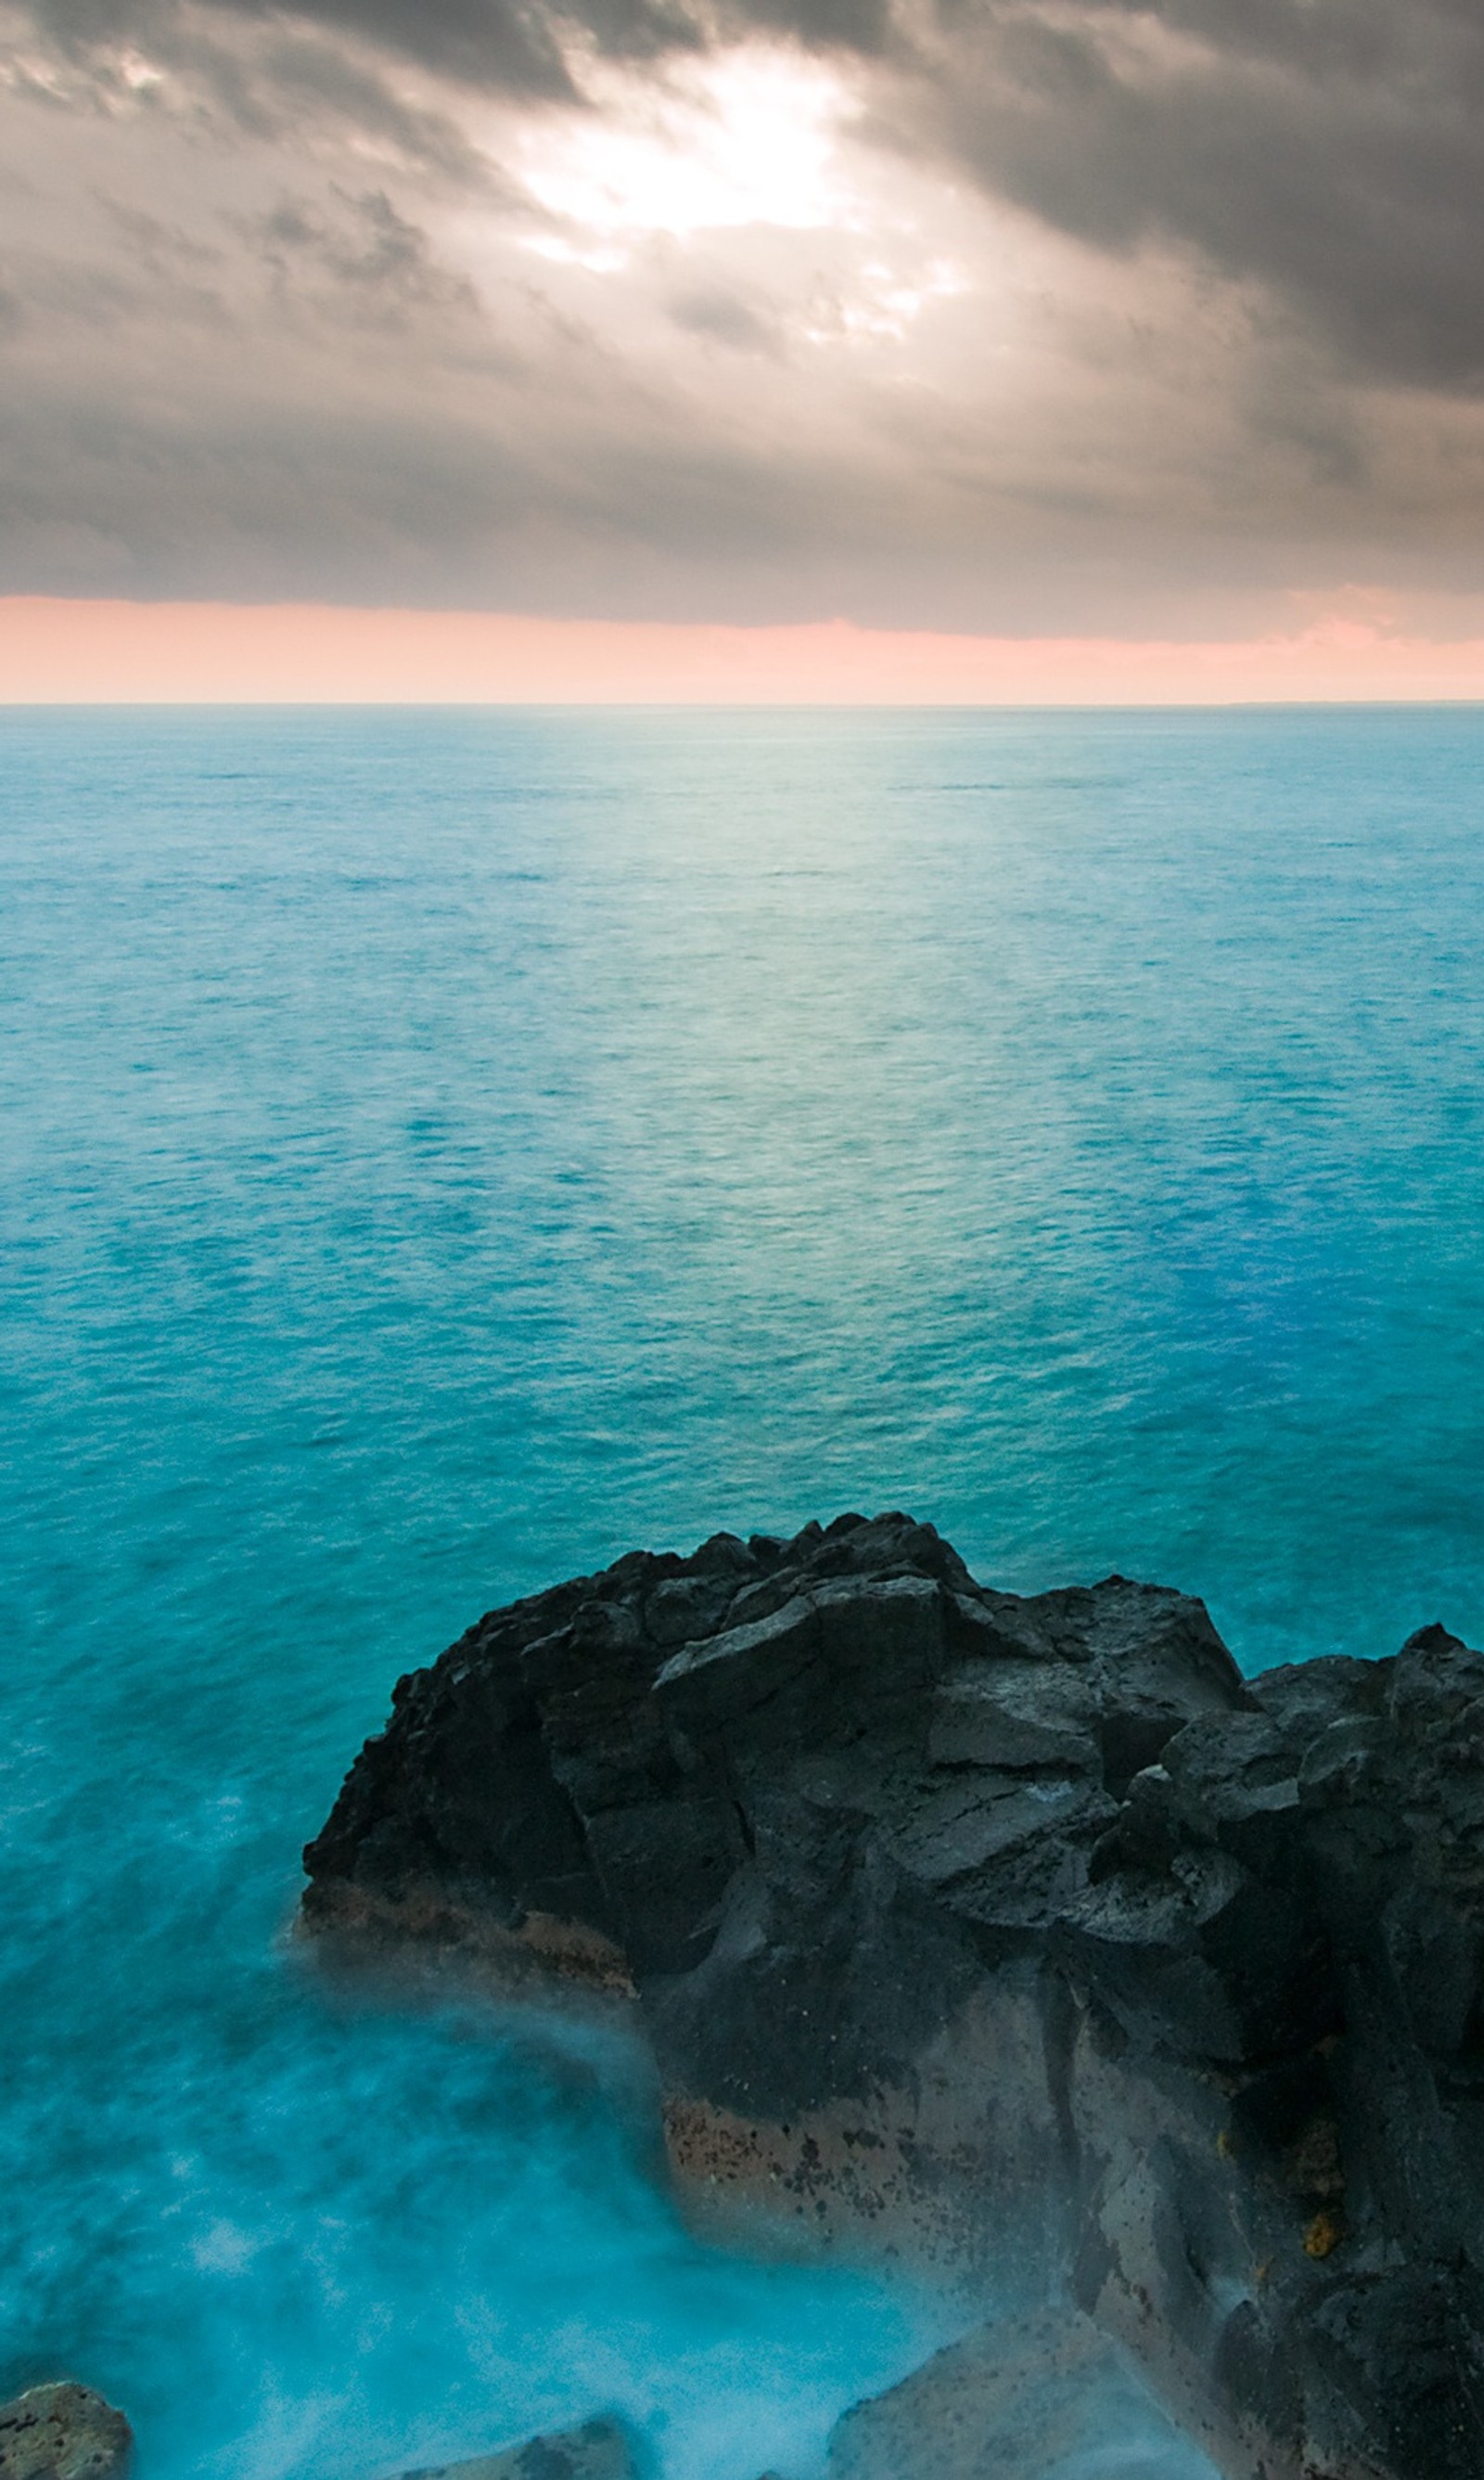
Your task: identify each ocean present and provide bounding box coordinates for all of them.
[5,703,1483,2479]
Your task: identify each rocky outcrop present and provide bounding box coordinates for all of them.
[304,1512,1484,2480]
[0,2386,133,2480]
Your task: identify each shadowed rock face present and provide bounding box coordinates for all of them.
[302,1513,1484,2480]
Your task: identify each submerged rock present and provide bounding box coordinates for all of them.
[827,2307,1212,2480]
[0,2385,133,2480]
[304,1512,1484,2480]
[393,2417,638,2480]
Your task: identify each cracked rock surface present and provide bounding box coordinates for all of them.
[304,1512,1484,2480]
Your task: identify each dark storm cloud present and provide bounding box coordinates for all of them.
[5,0,1484,615]
[913,0,1484,387]
[26,0,569,93]
[19,0,705,101]
[17,0,888,113]
[13,0,1484,386]
[262,0,891,75]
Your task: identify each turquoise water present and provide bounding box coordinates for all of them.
[5,703,1484,2477]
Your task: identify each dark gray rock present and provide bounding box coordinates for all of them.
[0,2385,132,2480]
[303,1514,1484,2480]
[826,2307,1215,2479]
[390,2417,638,2480]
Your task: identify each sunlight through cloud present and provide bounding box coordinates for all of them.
[511,48,853,243]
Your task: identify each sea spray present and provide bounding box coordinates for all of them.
[0,1948,945,2480]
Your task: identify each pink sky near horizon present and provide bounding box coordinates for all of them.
[5,598,1484,704]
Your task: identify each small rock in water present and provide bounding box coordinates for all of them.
[396,2417,639,2480]
[0,2386,133,2480]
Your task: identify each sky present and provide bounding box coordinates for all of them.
[5,0,1484,687]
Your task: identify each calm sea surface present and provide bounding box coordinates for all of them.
[6,705,1484,2479]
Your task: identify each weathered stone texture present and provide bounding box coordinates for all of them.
[304,1513,1484,2480]
[0,2385,132,2480]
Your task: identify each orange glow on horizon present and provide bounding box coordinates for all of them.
[4,598,1484,704]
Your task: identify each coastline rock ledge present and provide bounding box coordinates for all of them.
[302,1512,1484,2480]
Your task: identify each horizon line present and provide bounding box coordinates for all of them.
[7,598,1484,705]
